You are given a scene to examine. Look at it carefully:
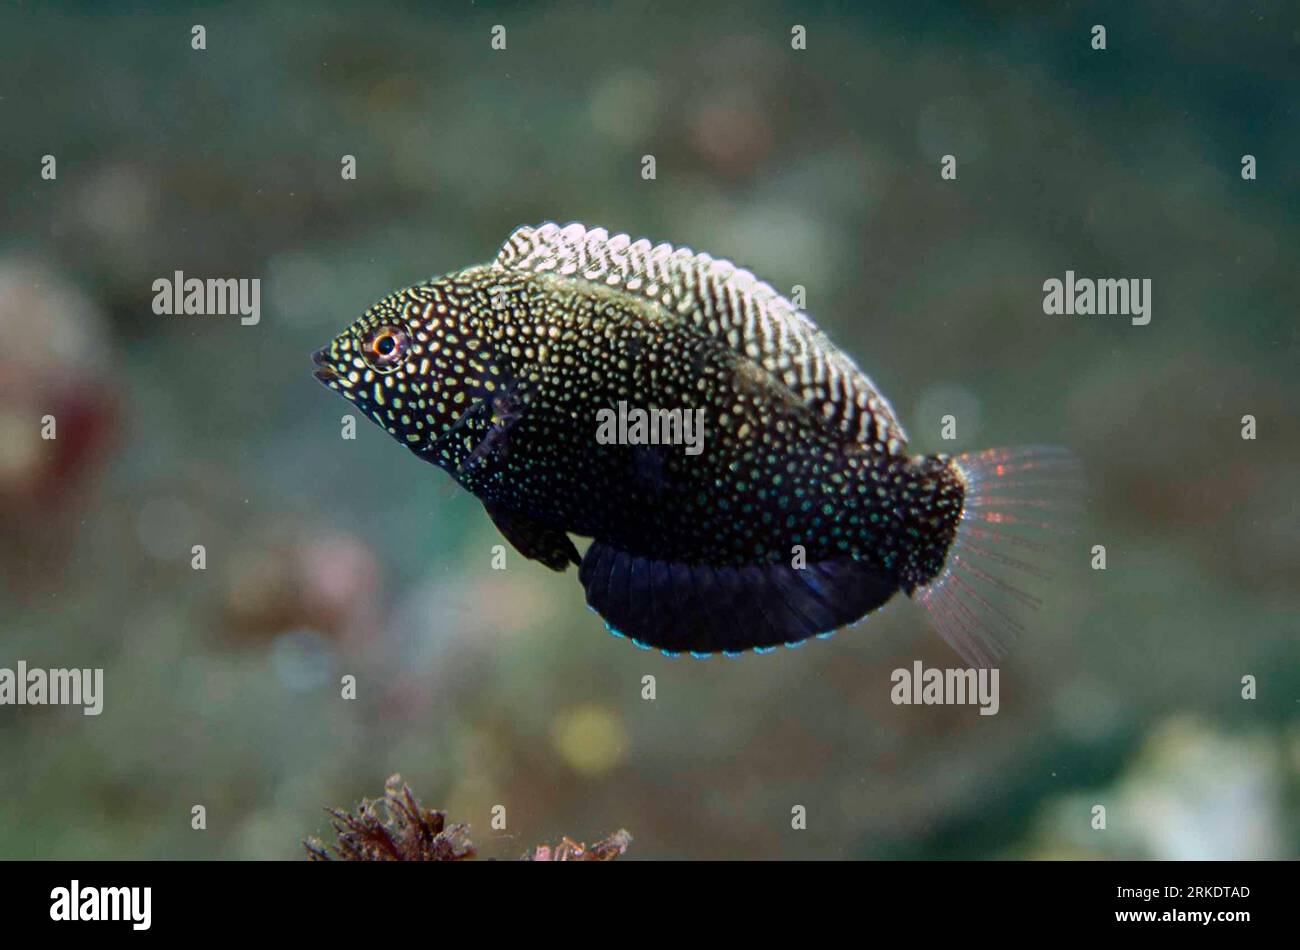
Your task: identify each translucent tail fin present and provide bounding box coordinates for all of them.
[912,446,1084,668]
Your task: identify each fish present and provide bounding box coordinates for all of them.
[312,222,1079,666]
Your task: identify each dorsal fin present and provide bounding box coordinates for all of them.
[493,222,907,450]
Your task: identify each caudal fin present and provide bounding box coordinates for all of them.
[912,446,1083,668]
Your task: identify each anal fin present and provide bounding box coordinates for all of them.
[578,540,899,655]
[483,502,580,572]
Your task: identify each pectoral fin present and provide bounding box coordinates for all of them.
[483,502,580,572]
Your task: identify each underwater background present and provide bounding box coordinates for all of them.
[0,0,1296,859]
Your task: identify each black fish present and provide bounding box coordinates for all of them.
[312,223,1078,665]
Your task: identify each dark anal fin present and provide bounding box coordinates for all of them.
[483,502,580,572]
[578,540,899,656]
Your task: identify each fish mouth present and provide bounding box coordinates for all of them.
[311,347,338,382]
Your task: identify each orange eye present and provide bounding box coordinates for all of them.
[362,326,408,371]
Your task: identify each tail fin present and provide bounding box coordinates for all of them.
[912,446,1083,668]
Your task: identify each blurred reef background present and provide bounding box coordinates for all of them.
[0,1,1296,859]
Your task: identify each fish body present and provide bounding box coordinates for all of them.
[313,223,1076,665]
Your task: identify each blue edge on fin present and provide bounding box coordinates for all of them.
[597,612,838,660]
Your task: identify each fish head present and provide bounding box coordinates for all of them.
[312,286,427,447]
[313,272,515,463]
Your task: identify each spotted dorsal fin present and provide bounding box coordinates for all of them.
[492,222,907,451]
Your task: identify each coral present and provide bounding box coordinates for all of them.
[305,775,475,861]
[525,830,633,862]
[306,775,632,862]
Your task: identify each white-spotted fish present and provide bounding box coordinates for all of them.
[312,223,1079,666]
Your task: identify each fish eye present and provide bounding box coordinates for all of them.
[360,325,409,372]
